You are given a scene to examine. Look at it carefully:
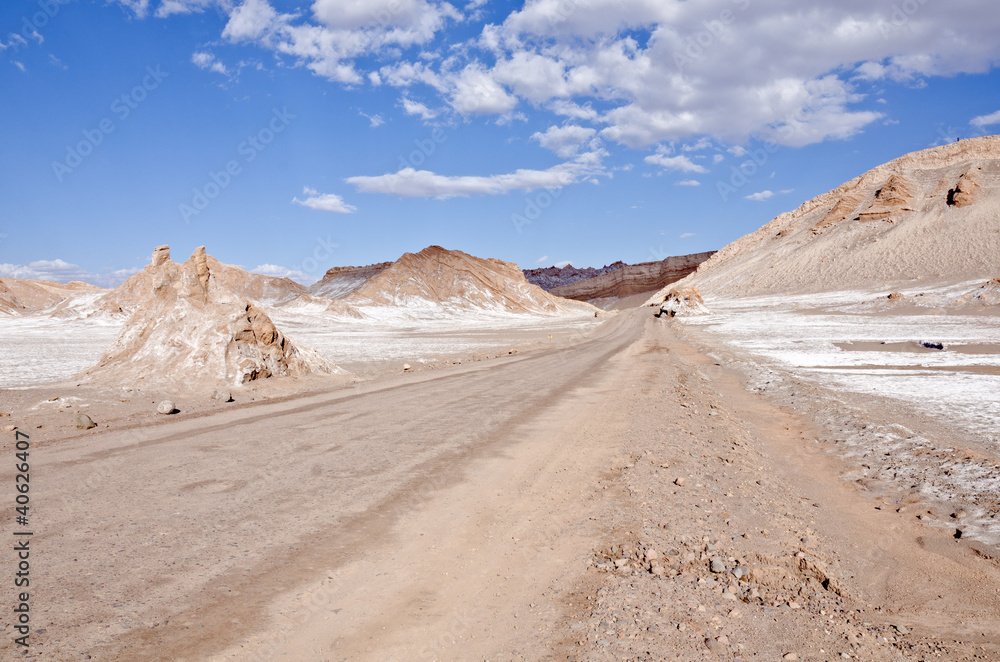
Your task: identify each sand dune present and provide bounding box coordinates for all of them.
[650,135,1000,301]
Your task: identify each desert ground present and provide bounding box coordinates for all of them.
[3,302,1000,661]
[2,137,999,660]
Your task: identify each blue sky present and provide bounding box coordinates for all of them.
[2,0,999,285]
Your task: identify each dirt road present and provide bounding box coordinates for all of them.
[4,308,1000,661]
[3,309,643,660]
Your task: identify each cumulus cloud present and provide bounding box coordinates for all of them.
[674,179,701,187]
[534,255,549,265]
[971,110,1000,127]
[531,124,597,158]
[132,0,1000,155]
[347,150,607,198]
[679,232,696,239]
[292,187,358,213]
[0,259,140,288]
[644,153,707,174]
[745,190,775,201]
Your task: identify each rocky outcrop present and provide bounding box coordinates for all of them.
[80,245,339,388]
[547,252,714,302]
[948,170,979,207]
[858,174,915,222]
[655,287,708,317]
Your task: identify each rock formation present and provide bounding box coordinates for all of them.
[655,287,708,317]
[80,245,339,388]
[96,245,305,315]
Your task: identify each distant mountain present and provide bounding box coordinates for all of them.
[293,245,598,318]
[524,253,715,305]
[522,262,627,290]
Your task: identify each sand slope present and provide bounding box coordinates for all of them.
[649,135,1000,301]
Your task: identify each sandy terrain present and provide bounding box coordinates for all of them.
[2,305,999,660]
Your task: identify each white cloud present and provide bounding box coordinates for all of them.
[745,190,775,201]
[531,124,597,158]
[192,51,229,76]
[971,110,1000,128]
[712,154,725,164]
[679,233,696,239]
[534,255,549,265]
[12,61,26,73]
[674,179,700,187]
[292,187,358,213]
[155,0,214,17]
[449,63,518,114]
[112,0,152,18]
[401,96,439,120]
[347,150,606,198]
[222,0,281,42]
[359,111,384,127]
[644,153,707,174]
[251,264,318,284]
[0,260,140,288]
[728,146,748,157]
[554,260,572,268]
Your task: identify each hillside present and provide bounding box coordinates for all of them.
[292,245,598,318]
[649,135,1000,301]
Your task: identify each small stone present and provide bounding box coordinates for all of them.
[783,654,798,660]
[716,635,730,645]
[651,564,665,576]
[677,622,686,632]
[892,624,909,635]
[952,510,968,519]
[710,559,725,573]
[705,638,725,653]
[645,549,660,561]
[74,413,97,430]
[614,558,629,568]
[212,389,233,402]
[4,425,18,433]
[732,565,748,580]
[647,625,660,633]
[156,400,177,415]
[402,363,412,371]
[789,601,800,609]
[675,477,686,487]
[841,654,852,659]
